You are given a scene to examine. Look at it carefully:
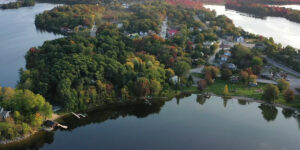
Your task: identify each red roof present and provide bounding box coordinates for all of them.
[168,30,178,35]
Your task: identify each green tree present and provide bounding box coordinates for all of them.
[262,84,280,102]
[135,77,150,97]
[174,61,191,77]
[149,79,162,96]
[221,68,232,80]
[277,79,290,92]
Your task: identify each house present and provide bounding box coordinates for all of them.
[43,120,58,128]
[261,72,273,80]
[122,3,129,9]
[128,33,139,39]
[0,106,10,120]
[139,32,148,37]
[189,27,194,32]
[235,36,244,43]
[170,76,180,84]
[117,23,123,29]
[227,63,237,71]
[254,43,266,49]
[224,35,234,41]
[167,30,178,37]
[224,50,231,57]
[230,76,239,83]
[249,82,258,87]
[220,55,228,62]
[60,27,74,34]
[1,111,10,120]
[203,41,215,47]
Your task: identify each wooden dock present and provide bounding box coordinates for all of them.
[71,112,87,119]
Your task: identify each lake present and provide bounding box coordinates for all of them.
[0,3,62,88]
[204,5,300,49]
[2,94,300,150]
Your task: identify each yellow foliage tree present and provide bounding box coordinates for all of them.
[223,85,230,96]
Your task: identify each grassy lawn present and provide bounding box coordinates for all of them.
[180,86,200,94]
[275,94,300,109]
[204,79,267,100]
[203,79,300,109]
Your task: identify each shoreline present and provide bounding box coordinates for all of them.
[1,91,299,145]
[0,131,37,145]
[0,93,178,146]
[207,92,300,112]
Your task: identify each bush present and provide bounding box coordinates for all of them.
[262,84,280,102]
[284,88,295,102]
[277,79,290,92]
[197,79,207,91]
[221,68,232,80]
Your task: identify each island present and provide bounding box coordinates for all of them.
[226,1,300,23]
[0,0,35,9]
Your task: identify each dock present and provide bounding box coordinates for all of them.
[72,112,87,119]
[57,124,68,129]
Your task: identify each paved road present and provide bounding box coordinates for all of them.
[287,75,300,94]
[264,56,300,77]
[256,79,278,85]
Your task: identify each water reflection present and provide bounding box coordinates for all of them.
[60,101,166,131]
[282,108,294,119]
[237,99,249,105]
[2,95,300,150]
[259,104,278,122]
[196,94,207,105]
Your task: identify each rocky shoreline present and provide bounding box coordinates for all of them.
[0,131,37,145]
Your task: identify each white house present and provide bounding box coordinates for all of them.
[228,63,237,71]
[1,111,10,119]
[170,76,180,84]
[117,23,123,29]
[235,36,244,43]
[0,107,10,119]
[203,41,215,47]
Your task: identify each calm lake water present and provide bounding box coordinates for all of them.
[2,95,300,150]
[0,3,62,87]
[204,5,300,49]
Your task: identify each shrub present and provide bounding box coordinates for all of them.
[277,79,290,92]
[197,79,207,91]
[284,88,295,102]
[262,84,280,102]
